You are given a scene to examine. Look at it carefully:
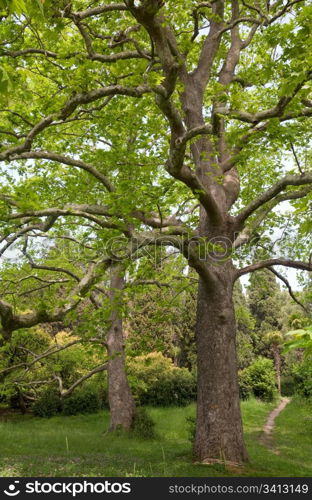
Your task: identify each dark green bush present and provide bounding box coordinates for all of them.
[292,360,312,398]
[239,357,277,402]
[131,408,156,439]
[127,352,196,407]
[239,376,252,401]
[62,389,101,415]
[33,390,62,418]
[141,369,196,406]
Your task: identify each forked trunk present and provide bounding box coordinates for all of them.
[107,265,135,430]
[194,269,248,464]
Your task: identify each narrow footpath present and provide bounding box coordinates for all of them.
[261,397,290,449]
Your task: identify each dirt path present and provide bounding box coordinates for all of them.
[260,397,290,449]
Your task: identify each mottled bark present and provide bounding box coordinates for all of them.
[107,264,135,430]
[180,67,248,463]
[194,264,248,464]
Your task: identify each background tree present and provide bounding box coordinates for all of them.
[248,270,283,334]
[234,281,257,370]
[264,330,284,394]
[126,254,197,368]
[0,242,137,429]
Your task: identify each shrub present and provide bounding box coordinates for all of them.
[131,408,156,439]
[238,376,252,401]
[127,352,174,390]
[32,390,62,418]
[141,369,196,406]
[127,352,196,406]
[62,389,101,416]
[239,357,277,402]
[292,360,312,398]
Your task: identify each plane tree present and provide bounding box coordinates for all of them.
[0,0,312,463]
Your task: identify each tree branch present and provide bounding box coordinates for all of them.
[10,151,115,192]
[0,85,151,161]
[74,3,128,20]
[0,257,112,341]
[237,173,312,223]
[233,186,312,249]
[54,363,108,398]
[268,267,308,312]
[235,258,312,279]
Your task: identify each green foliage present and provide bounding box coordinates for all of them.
[33,386,103,418]
[234,281,257,369]
[247,270,283,336]
[185,415,196,444]
[62,389,101,416]
[141,368,196,407]
[0,0,26,14]
[126,259,197,369]
[32,389,62,418]
[131,407,156,440]
[291,360,312,398]
[283,325,312,358]
[127,352,196,406]
[239,357,277,402]
[0,64,12,93]
[239,374,252,401]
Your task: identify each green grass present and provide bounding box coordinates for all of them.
[0,398,311,477]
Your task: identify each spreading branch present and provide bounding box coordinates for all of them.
[236,258,312,279]
[0,85,151,162]
[237,173,312,223]
[268,267,308,312]
[53,363,108,398]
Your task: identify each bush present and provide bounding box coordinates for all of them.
[292,360,312,398]
[239,376,252,401]
[33,390,62,418]
[131,408,156,439]
[141,369,196,406]
[33,385,104,418]
[239,357,277,402]
[127,352,196,406]
[62,389,101,416]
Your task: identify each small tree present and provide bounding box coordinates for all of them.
[265,330,284,394]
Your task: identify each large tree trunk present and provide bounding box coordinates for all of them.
[179,66,247,464]
[107,264,135,430]
[194,266,248,464]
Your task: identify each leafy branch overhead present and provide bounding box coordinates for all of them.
[283,325,312,358]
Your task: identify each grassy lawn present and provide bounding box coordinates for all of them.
[0,398,311,477]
